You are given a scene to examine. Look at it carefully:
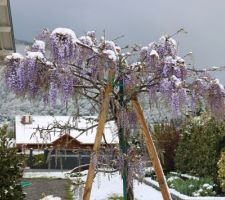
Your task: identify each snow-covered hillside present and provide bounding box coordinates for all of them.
[0,40,92,124]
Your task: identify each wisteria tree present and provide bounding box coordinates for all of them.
[3,27,225,200]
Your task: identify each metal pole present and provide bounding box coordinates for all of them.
[118,75,128,200]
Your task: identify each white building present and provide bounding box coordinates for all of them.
[15,115,118,152]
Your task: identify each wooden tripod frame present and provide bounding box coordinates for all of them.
[83,72,172,200]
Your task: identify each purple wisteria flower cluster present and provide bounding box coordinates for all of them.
[3,28,225,116]
[138,35,225,118]
[4,28,119,105]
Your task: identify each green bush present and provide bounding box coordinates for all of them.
[108,194,124,200]
[175,114,225,179]
[32,154,45,167]
[153,121,180,171]
[218,151,225,192]
[0,126,25,200]
[69,172,83,177]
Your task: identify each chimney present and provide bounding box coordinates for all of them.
[21,115,32,124]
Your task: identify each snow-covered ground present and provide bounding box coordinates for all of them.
[23,170,163,200]
[23,170,70,179]
[79,171,163,200]
[23,170,225,200]
[40,195,61,200]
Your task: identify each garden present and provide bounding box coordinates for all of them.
[145,114,225,198]
[1,20,225,200]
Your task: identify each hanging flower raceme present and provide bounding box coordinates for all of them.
[87,31,98,45]
[139,43,160,71]
[32,40,46,54]
[138,34,189,118]
[25,51,46,97]
[126,147,146,185]
[60,74,75,103]
[206,79,225,118]
[79,35,94,47]
[157,35,177,58]
[5,53,26,94]
[191,78,208,110]
[50,28,78,63]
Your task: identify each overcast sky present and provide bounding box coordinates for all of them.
[10,0,225,82]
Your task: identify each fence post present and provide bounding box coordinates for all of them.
[44,148,49,169]
[29,148,33,168]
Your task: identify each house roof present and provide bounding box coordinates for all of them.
[15,116,118,145]
[52,134,82,145]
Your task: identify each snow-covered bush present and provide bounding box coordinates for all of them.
[0,126,25,200]
[167,174,216,196]
[192,183,216,197]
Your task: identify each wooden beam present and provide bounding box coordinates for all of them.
[131,98,172,200]
[0,50,13,63]
[0,26,11,32]
[0,49,14,55]
[0,0,7,6]
[83,69,115,200]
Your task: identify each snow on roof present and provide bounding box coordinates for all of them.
[15,116,118,145]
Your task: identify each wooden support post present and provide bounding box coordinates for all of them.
[131,98,172,200]
[83,70,114,200]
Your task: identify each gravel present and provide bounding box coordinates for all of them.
[22,178,68,200]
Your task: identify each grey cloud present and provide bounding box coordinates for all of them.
[10,0,225,83]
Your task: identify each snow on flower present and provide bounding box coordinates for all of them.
[168,37,177,47]
[26,51,44,60]
[176,56,184,64]
[32,40,46,53]
[150,49,159,58]
[104,40,116,51]
[51,27,78,43]
[171,75,182,87]
[50,28,77,62]
[79,35,93,47]
[103,49,117,62]
[211,78,224,90]
[87,31,96,38]
[46,61,54,66]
